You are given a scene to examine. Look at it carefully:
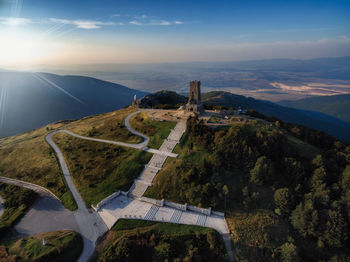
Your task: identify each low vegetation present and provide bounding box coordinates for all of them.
[66,107,142,143]
[95,219,228,261]
[52,133,152,206]
[0,230,83,262]
[0,183,37,239]
[129,111,176,149]
[145,115,350,261]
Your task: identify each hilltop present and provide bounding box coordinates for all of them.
[0,103,349,261]
[138,90,350,142]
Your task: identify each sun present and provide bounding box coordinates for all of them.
[0,29,54,68]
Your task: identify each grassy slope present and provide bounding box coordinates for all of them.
[0,183,37,239]
[0,107,143,210]
[0,230,83,262]
[95,219,228,262]
[0,124,77,210]
[129,111,177,149]
[52,133,151,206]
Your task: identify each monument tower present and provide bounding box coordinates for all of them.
[185,80,203,114]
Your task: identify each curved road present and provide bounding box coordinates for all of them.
[49,110,177,158]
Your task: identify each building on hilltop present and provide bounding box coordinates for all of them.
[185,80,203,114]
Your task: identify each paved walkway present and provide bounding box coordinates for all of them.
[0,176,60,200]
[128,120,186,197]
[98,195,230,234]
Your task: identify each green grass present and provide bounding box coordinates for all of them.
[0,183,37,240]
[129,112,177,149]
[52,133,152,206]
[2,230,83,262]
[95,219,228,262]
[286,135,320,159]
[66,107,142,143]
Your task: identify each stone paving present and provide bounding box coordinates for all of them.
[97,195,230,234]
[128,120,186,197]
[95,112,233,261]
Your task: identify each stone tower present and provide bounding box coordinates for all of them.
[186,80,203,113]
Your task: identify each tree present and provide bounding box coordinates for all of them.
[290,199,318,238]
[311,167,327,190]
[283,158,304,186]
[274,188,292,215]
[250,156,273,186]
[222,185,229,209]
[154,242,171,260]
[321,209,348,248]
[206,231,220,249]
[115,237,132,259]
[280,242,299,262]
[341,165,350,192]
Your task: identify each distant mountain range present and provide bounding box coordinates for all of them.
[50,56,350,101]
[0,71,147,137]
[139,90,350,142]
[279,94,350,123]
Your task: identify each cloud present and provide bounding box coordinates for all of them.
[150,20,171,26]
[134,14,148,19]
[0,16,31,26]
[129,20,143,26]
[174,21,184,25]
[50,18,115,29]
[129,19,172,26]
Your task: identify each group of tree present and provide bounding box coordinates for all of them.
[151,114,350,261]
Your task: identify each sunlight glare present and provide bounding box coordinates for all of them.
[0,29,57,67]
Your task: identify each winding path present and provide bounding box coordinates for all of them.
[46,134,108,262]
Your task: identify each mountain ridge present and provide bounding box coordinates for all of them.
[279,94,350,123]
[0,71,148,138]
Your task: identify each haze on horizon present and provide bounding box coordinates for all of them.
[0,0,349,70]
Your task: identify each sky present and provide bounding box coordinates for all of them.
[0,0,350,69]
